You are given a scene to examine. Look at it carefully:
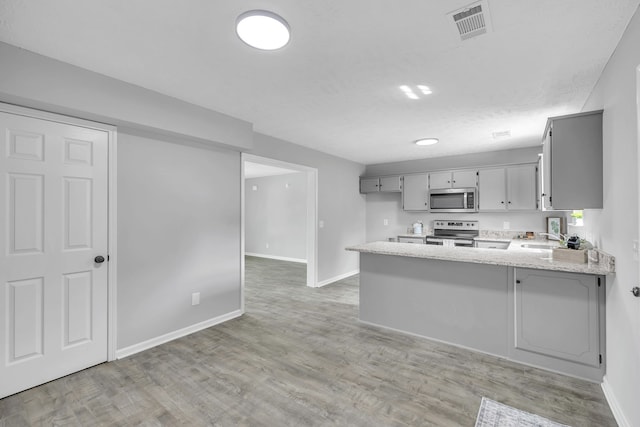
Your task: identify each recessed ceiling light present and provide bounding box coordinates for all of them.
[399,85,433,99]
[417,85,432,95]
[236,10,290,51]
[415,138,439,146]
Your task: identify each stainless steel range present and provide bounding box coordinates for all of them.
[425,220,479,247]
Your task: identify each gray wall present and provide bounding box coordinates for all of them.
[581,6,640,426]
[0,42,253,151]
[364,147,556,242]
[117,130,241,349]
[245,173,307,261]
[0,42,246,353]
[249,133,366,283]
[365,146,542,176]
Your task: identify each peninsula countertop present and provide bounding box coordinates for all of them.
[346,240,615,275]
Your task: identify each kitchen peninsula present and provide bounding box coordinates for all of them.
[346,241,615,382]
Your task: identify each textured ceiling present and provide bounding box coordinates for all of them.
[0,0,638,164]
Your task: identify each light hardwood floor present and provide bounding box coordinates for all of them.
[0,256,617,426]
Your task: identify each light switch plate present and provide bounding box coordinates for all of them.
[191,292,200,306]
[503,221,510,230]
[383,219,389,226]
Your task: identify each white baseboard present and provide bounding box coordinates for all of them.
[316,269,359,287]
[602,375,631,427]
[245,252,307,264]
[116,309,243,359]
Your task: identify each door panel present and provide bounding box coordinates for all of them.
[0,111,109,398]
[7,277,44,363]
[9,173,44,254]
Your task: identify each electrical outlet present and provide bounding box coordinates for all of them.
[503,221,510,230]
[633,240,639,261]
[319,220,325,228]
[266,243,269,249]
[252,185,258,191]
[383,219,389,226]
[191,292,200,306]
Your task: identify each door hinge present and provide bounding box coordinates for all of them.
[598,277,601,287]
[599,354,603,364]
[107,255,110,262]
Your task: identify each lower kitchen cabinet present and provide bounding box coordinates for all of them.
[354,249,608,382]
[510,268,605,380]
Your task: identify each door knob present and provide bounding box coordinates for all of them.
[632,287,640,297]
[94,255,105,264]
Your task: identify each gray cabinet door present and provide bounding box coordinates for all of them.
[360,178,379,193]
[507,164,537,210]
[543,110,603,209]
[402,173,429,211]
[429,171,452,189]
[478,168,506,211]
[514,268,600,367]
[379,175,402,192]
[452,170,477,188]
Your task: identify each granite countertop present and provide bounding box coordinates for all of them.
[346,240,615,275]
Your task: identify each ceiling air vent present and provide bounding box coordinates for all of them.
[449,1,492,41]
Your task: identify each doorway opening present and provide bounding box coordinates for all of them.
[240,154,318,311]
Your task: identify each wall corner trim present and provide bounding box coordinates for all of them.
[316,269,359,288]
[115,310,243,359]
[601,376,632,427]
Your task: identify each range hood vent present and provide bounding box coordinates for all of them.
[449,1,492,41]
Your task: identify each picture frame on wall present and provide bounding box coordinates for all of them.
[546,217,563,240]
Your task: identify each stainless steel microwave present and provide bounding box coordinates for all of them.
[428,188,477,213]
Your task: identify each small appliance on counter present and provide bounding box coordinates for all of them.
[412,221,423,235]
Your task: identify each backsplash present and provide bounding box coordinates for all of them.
[365,192,569,243]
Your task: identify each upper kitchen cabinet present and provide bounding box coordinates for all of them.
[542,110,603,210]
[360,178,380,193]
[403,173,429,211]
[360,176,402,193]
[478,164,538,211]
[380,175,402,192]
[429,170,477,189]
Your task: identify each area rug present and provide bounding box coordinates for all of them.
[475,397,571,427]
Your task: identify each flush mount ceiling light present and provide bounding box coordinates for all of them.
[236,10,290,51]
[415,138,439,146]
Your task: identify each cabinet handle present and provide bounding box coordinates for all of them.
[516,279,521,284]
[508,201,512,204]
[501,201,505,204]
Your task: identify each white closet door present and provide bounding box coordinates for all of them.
[0,111,109,398]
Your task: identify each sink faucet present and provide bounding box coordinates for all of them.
[537,232,566,242]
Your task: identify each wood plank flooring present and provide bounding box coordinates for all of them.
[0,256,617,426]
